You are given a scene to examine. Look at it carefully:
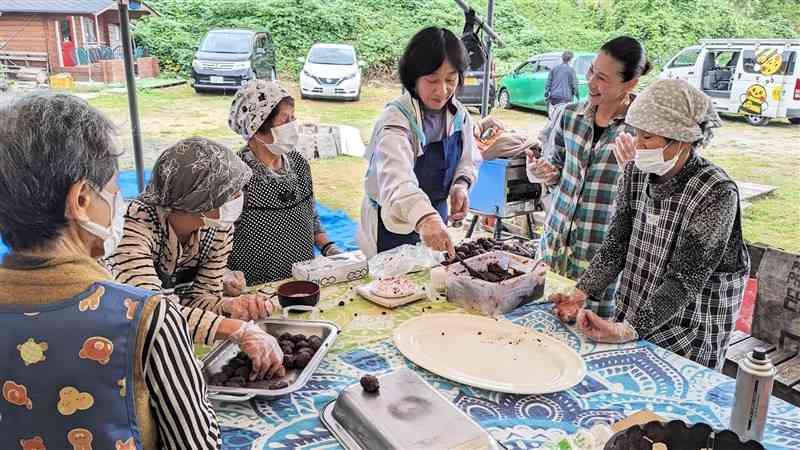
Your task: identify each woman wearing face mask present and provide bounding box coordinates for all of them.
[110,137,285,379]
[552,79,750,370]
[527,36,651,318]
[0,93,221,448]
[227,80,341,284]
[357,26,479,257]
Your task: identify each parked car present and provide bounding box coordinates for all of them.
[660,39,800,126]
[191,29,276,94]
[299,43,364,101]
[497,52,595,113]
[455,32,496,112]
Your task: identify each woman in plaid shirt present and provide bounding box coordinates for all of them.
[528,36,652,318]
[553,80,749,370]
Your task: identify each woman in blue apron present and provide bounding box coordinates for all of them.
[552,80,750,370]
[357,27,479,257]
[0,93,220,448]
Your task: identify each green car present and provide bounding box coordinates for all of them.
[497,52,596,112]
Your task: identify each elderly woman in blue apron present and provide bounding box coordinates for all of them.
[357,27,479,257]
[552,79,750,370]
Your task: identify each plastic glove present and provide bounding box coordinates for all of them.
[416,213,455,257]
[576,309,639,344]
[550,289,587,323]
[229,321,285,380]
[322,243,343,256]
[526,150,560,185]
[223,269,246,297]
[612,131,636,169]
[449,183,469,222]
[477,115,506,136]
[222,293,274,321]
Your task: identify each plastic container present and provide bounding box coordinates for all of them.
[49,73,75,90]
[446,251,546,316]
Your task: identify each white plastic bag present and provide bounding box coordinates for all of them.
[368,244,444,279]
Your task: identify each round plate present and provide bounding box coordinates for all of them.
[393,313,586,394]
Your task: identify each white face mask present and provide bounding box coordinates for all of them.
[79,187,126,258]
[202,195,244,229]
[264,120,299,155]
[634,142,681,176]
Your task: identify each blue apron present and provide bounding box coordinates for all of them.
[0,280,151,450]
[377,102,464,253]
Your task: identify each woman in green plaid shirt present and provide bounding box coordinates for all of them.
[527,37,652,318]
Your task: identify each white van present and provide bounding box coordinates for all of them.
[660,39,800,126]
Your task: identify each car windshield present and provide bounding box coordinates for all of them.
[309,47,355,65]
[199,32,252,54]
[574,55,595,77]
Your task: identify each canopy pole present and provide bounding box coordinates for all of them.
[479,0,495,118]
[117,0,145,192]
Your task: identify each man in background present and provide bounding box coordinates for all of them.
[545,51,579,117]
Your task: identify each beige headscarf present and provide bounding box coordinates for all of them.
[626,79,722,147]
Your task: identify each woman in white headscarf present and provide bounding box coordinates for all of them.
[551,79,750,370]
[228,80,341,285]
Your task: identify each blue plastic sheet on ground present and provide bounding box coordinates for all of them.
[0,170,359,258]
[119,170,358,254]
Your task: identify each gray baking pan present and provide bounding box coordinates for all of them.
[202,318,338,401]
[321,368,504,450]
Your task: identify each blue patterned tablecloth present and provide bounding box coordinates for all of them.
[214,284,800,450]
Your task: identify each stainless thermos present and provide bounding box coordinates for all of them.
[729,347,776,442]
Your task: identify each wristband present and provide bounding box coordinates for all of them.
[320,242,335,255]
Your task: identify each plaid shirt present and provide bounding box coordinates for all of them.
[538,99,635,316]
[577,155,749,369]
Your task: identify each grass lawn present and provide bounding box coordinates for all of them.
[89,81,799,252]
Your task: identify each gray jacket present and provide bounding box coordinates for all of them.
[545,63,578,103]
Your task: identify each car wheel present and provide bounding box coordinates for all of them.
[498,89,511,109]
[789,117,800,125]
[745,115,770,126]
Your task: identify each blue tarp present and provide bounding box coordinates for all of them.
[0,170,359,258]
[115,169,358,253]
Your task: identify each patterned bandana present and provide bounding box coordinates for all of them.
[139,137,252,213]
[229,80,291,141]
[626,79,722,147]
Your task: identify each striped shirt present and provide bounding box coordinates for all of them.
[110,200,231,345]
[144,297,222,449]
[0,255,220,449]
[538,99,635,316]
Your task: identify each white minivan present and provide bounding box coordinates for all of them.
[660,39,800,126]
[299,43,364,101]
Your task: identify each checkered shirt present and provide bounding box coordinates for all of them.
[612,157,748,370]
[539,100,635,317]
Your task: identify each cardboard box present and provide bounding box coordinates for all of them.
[292,250,368,287]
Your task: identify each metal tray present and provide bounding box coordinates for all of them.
[202,318,339,402]
[320,368,504,450]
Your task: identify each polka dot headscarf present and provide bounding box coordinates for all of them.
[229,80,291,141]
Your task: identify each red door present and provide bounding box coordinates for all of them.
[59,19,75,67]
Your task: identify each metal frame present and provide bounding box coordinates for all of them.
[117,0,145,192]
[454,0,503,118]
